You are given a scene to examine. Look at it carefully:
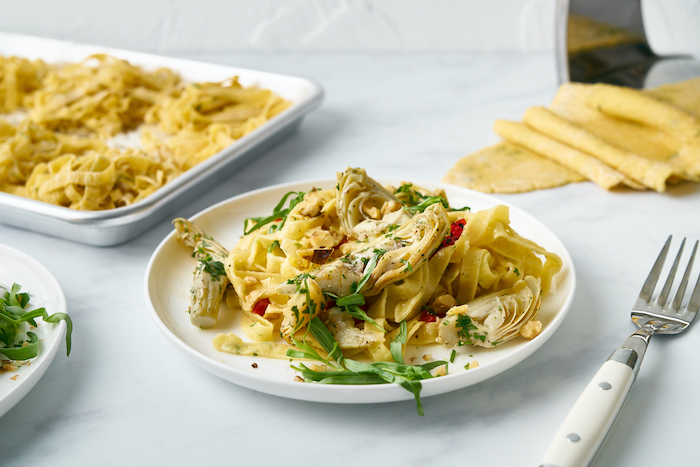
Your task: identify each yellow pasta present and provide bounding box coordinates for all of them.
[0,53,291,210]
[180,168,564,364]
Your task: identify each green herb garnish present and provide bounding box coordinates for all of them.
[200,259,226,281]
[0,283,73,360]
[393,183,469,213]
[244,190,307,235]
[289,317,446,416]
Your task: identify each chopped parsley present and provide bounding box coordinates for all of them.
[199,258,226,281]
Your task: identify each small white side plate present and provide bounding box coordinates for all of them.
[0,244,68,417]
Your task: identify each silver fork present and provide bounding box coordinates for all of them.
[540,236,700,467]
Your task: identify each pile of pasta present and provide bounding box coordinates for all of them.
[0,53,290,209]
[174,168,563,363]
[444,77,700,193]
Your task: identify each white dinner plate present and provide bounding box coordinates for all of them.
[0,244,68,417]
[145,178,576,404]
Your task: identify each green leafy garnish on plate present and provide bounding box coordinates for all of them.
[288,317,447,415]
[0,283,73,361]
[244,190,307,235]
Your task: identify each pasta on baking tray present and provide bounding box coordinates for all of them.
[174,168,563,365]
[0,53,290,210]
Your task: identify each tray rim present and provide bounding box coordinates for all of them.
[0,31,324,243]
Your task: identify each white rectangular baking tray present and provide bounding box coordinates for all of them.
[0,32,323,246]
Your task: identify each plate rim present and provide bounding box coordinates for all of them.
[0,244,68,417]
[144,177,577,404]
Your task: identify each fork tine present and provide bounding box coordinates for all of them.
[687,248,700,315]
[671,240,697,311]
[658,238,686,307]
[639,235,672,302]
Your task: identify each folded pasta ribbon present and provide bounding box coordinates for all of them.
[26,148,166,210]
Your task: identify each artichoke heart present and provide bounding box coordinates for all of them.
[336,167,405,235]
[279,275,326,341]
[173,217,229,328]
[324,307,384,349]
[438,275,542,348]
[309,202,450,297]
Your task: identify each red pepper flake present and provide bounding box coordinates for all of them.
[419,307,438,323]
[252,363,258,369]
[440,219,466,249]
[252,298,270,316]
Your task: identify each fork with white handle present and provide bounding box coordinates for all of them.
[540,236,700,467]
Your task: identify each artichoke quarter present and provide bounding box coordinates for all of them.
[438,275,542,348]
[172,218,229,328]
[336,167,406,235]
[310,201,450,297]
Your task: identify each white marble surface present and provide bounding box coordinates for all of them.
[1,50,699,467]
[0,0,556,53]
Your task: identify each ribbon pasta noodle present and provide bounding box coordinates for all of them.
[174,168,563,366]
[0,53,291,210]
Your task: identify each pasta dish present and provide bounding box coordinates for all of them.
[0,53,290,210]
[172,168,563,411]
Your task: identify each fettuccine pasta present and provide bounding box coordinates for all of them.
[174,168,563,365]
[0,53,290,210]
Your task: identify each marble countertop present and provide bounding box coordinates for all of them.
[1,51,698,467]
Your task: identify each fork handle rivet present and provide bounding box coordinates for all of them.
[599,382,612,390]
[566,434,581,443]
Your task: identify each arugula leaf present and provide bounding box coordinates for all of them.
[403,196,449,213]
[286,316,446,416]
[0,283,73,360]
[353,248,386,293]
[308,315,343,363]
[0,332,39,360]
[244,191,306,235]
[324,292,385,332]
[393,183,469,213]
[390,320,408,364]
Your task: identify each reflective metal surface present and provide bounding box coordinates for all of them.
[556,0,700,88]
[0,33,324,246]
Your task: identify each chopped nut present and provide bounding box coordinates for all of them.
[361,202,381,220]
[339,242,354,255]
[520,320,542,339]
[423,354,432,361]
[307,228,339,249]
[433,366,447,377]
[298,196,324,217]
[431,294,457,313]
[243,276,260,286]
[10,375,19,380]
[294,376,304,382]
[468,360,480,370]
[381,200,402,215]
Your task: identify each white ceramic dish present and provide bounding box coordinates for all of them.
[144,179,576,404]
[0,244,68,417]
[0,32,323,246]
